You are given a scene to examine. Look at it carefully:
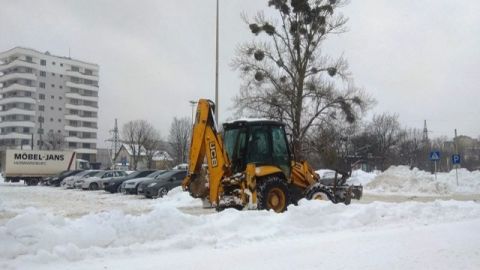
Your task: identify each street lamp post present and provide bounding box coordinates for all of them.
[189,100,197,126]
[214,0,219,124]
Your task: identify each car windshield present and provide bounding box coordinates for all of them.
[154,170,179,180]
[92,171,107,177]
[125,171,141,179]
[85,171,100,177]
[146,170,166,178]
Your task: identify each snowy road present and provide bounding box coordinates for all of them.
[1,181,480,270]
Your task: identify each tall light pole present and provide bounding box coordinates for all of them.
[189,100,197,126]
[214,0,219,124]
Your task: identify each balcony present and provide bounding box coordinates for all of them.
[0,108,36,116]
[0,72,36,83]
[0,132,32,140]
[65,136,97,144]
[0,121,35,128]
[65,125,97,133]
[65,114,97,123]
[65,92,98,102]
[66,81,99,92]
[0,83,36,94]
[66,70,98,80]
[0,96,36,105]
[0,59,37,71]
[65,103,98,112]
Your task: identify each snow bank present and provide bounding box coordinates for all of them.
[348,169,379,186]
[1,189,479,264]
[366,166,480,195]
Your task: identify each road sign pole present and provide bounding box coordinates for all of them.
[455,166,458,186]
[434,160,437,180]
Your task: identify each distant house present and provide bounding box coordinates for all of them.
[114,144,173,170]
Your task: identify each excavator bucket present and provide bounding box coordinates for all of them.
[186,167,210,199]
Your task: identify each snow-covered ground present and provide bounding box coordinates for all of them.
[1,166,480,269]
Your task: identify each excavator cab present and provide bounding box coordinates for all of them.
[223,120,292,178]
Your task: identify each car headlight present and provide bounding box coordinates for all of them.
[147,183,157,188]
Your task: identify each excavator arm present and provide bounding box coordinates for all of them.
[182,99,231,206]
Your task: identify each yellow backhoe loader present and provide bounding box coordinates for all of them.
[182,99,362,212]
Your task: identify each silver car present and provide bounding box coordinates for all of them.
[80,170,128,190]
[62,170,101,189]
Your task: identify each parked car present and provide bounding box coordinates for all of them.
[121,170,166,194]
[48,170,84,187]
[61,170,101,188]
[138,170,188,198]
[103,170,156,193]
[78,170,128,190]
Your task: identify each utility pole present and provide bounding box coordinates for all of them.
[214,0,219,124]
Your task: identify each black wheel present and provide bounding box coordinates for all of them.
[157,187,168,198]
[305,184,334,203]
[257,175,290,213]
[89,182,99,190]
[116,184,122,193]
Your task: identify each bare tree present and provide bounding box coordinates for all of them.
[122,120,156,170]
[143,130,163,169]
[232,0,372,159]
[168,117,191,164]
[368,113,403,170]
[41,131,66,150]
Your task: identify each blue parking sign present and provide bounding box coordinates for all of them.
[429,151,440,161]
[452,154,461,165]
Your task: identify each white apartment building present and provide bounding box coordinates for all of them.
[0,47,99,162]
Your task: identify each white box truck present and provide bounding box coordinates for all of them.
[0,150,84,185]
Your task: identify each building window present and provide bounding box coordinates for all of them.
[40,59,46,66]
[58,119,62,122]
[60,74,63,78]
[39,82,45,88]
[40,71,46,77]
[85,69,93,75]
[71,66,80,72]
[69,142,76,147]
[51,84,55,88]
[26,56,33,63]
[69,131,77,137]
[50,118,54,122]
[21,139,29,145]
[51,73,55,76]
[82,143,91,149]
[59,86,63,89]
[23,127,29,133]
[51,95,54,99]
[52,61,56,65]
[50,106,54,110]
[39,94,45,100]
[60,63,64,67]
[59,107,62,111]
[59,96,63,100]
[39,105,44,111]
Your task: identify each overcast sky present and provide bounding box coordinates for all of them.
[1,0,479,147]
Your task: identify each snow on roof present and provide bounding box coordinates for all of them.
[119,144,172,161]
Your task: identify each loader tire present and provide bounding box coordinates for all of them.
[257,176,290,213]
[305,185,335,203]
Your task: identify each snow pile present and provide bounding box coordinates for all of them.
[0,174,3,182]
[348,169,379,186]
[1,191,480,264]
[366,166,480,195]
